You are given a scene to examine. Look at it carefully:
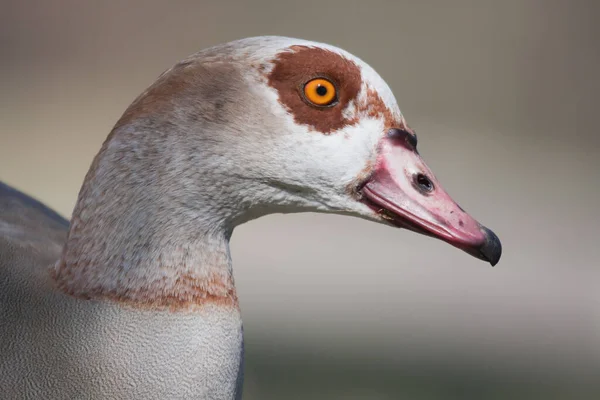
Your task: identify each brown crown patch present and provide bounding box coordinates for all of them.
[267,45,363,134]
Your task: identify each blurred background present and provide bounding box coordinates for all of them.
[1,0,599,398]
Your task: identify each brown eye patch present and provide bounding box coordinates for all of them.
[267,45,362,134]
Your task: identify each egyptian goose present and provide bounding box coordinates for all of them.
[0,36,501,399]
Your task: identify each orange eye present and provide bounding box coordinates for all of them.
[303,78,337,106]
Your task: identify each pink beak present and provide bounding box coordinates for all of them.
[361,128,502,266]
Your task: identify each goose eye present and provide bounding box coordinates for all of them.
[303,78,337,107]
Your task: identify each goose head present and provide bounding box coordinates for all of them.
[56,37,501,306]
[134,36,498,265]
[88,36,499,266]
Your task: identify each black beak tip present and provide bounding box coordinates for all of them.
[480,226,502,266]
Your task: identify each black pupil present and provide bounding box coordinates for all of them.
[316,85,328,96]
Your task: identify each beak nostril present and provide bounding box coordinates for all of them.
[415,173,434,194]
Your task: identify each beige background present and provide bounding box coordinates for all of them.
[1,0,599,399]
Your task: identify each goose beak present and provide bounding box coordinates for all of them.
[360,129,502,266]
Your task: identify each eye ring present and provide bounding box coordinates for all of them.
[302,78,338,107]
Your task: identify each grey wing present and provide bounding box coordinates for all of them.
[0,182,70,397]
[0,179,69,310]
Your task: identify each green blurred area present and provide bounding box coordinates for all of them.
[242,343,599,400]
